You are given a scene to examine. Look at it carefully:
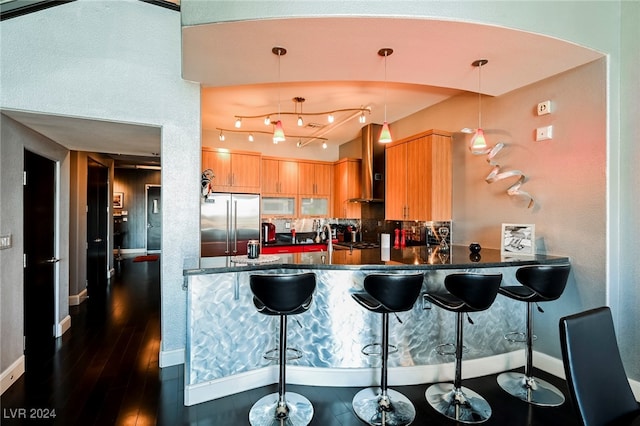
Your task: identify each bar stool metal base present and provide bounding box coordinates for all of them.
[497,372,565,406]
[352,387,416,426]
[425,383,492,424]
[249,392,313,426]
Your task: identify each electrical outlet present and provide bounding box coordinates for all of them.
[536,125,553,141]
[537,100,552,115]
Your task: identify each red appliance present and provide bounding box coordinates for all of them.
[262,222,276,244]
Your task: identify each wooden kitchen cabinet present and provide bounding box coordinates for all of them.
[261,157,299,196]
[385,130,452,221]
[202,148,261,193]
[333,158,362,219]
[298,161,332,196]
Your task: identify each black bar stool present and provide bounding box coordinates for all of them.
[248,272,316,426]
[496,264,571,406]
[424,272,503,424]
[351,273,424,426]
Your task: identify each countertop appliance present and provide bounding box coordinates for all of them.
[201,193,260,257]
[262,222,276,244]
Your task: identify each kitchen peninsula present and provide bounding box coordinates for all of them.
[183,245,569,406]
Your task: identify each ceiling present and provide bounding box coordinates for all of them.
[2,15,603,164]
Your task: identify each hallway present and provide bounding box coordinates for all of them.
[1,256,579,425]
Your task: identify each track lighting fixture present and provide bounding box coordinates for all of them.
[215,128,327,146]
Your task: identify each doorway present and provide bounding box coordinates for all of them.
[146,185,161,253]
[23,149,57,354]
[87,158,108,296]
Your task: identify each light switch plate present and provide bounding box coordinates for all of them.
[536,125,553,141]
[0,234,12,249]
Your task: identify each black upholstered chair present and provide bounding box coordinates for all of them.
[351,273,424,426]
[248,273,316,426]
[424,272,503,424]
[560,306,640,426]
[496,264,571,406]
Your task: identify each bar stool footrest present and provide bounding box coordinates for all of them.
[362,342,398,356]
[435,343,468,356]
[503,331,536,344]
[263,347,303,361]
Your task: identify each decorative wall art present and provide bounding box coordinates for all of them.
[469,140,535,209]
[113,192,124,209]
[501,223,535,256]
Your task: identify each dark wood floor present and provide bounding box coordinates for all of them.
[1,256,581,425]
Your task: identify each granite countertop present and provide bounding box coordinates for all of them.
[184,245,569,275]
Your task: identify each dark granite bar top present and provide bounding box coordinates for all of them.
[184,245,569,275]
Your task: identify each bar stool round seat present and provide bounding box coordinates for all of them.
[424,273,503,424]
[496,264,571,407]
[248,273,316,426]
[351,273,424,426]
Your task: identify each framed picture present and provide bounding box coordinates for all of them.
[501,223,535,256]
[113,192,124,209]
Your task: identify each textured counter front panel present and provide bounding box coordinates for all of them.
[187,267,524,387]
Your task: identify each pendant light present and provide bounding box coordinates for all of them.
[470,59,489,151]
[272,46,287,144]
[378,48,393,143]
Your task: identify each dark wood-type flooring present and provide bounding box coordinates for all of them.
[1,256,580,425]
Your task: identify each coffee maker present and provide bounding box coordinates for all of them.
[262,222,276,244]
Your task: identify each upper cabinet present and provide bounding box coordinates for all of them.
[333,158,362,219]
[202,148,261,193]
[298,161,332,196]
[385,130,452,221]
[261,157,299,196]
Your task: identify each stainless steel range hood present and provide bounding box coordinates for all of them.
[348,124,385,203]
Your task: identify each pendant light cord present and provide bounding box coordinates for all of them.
[384,50,388,122]
[477,61,482,129]
[277,50,282,120]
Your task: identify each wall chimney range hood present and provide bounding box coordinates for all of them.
[349,124,385,203]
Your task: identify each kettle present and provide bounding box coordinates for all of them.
[262,222,276,244]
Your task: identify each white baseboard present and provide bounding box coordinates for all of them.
[534,351,640,402]
[533,350,566,379]
[1,356,25,395]
[69,288,88,306]
[56,315,71,338]
[114,248,147,255]
[631,379,640,402]
[184,351,526,406]
[160,347,185,368]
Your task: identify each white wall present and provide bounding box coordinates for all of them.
[0,0,200,374]
[393,59,607,359]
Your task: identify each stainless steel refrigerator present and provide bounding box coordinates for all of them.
[201,193,260,257]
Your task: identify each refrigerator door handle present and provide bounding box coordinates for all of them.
[225,200,231,254]
[232,200,238,254]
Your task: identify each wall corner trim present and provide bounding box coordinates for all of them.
[160,347,185,368]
